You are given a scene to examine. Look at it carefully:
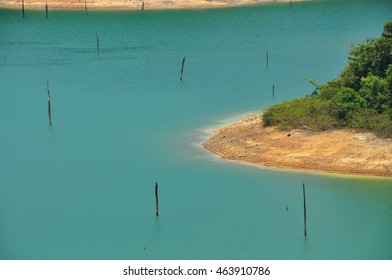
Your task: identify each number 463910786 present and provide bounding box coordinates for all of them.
[215,267,270,276]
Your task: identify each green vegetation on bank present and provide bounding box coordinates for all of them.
[263,21,392,137]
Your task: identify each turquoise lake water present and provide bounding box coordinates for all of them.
[1,0,392,260]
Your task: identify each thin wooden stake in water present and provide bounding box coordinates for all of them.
[180,56,186,81]
[96,35,99,56]
[85,1,88,15]
[266,50,269,69]
[142,1,145,11]
[45,2,48,18]
[303,183,307,237]
[47,80,52,126]
[272,85,275,98]
[155,182,159,216]
[22,0,25,19]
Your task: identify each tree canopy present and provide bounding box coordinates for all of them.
[263,21,392,137]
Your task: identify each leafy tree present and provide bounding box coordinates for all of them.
[330,87,365,121]
[382,21,392,39]
[340,38,377,90]
[340,21,392,90]
[386,64,392,92]
[358,75,389,112]
[263,21,392,138]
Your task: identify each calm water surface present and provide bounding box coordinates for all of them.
[0,0,391,259]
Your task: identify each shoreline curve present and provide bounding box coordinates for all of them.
[0,0,301,11]
[202,114,392,177]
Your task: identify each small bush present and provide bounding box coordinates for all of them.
[263,96,338,131]
[348,109,392,138]
[262,21,392,138]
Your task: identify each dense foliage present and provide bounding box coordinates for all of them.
[263,21,392,137]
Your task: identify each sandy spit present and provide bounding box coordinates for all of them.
[0,0,301,10]
[202,114,392,177]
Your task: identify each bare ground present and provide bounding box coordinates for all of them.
[0,0,298,10]
[202,114,392,177]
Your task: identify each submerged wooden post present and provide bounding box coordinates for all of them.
[155,182,159,216]
[85,1,88,15]
[22,0,25,19]
[180,56,186,81]
[303,183,307,237]
[45,2,48,18]
[266,49,269,69]
[142,1,145,11]
[47,80,52,125]
[272,85,275,98]
[96,35,99,56]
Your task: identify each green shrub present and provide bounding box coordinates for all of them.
[348,109,392,138]
[263,96,338,131]
[262,21,392,138]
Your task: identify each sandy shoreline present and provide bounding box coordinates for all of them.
[0,0,300,10]
[202,114,392,177]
